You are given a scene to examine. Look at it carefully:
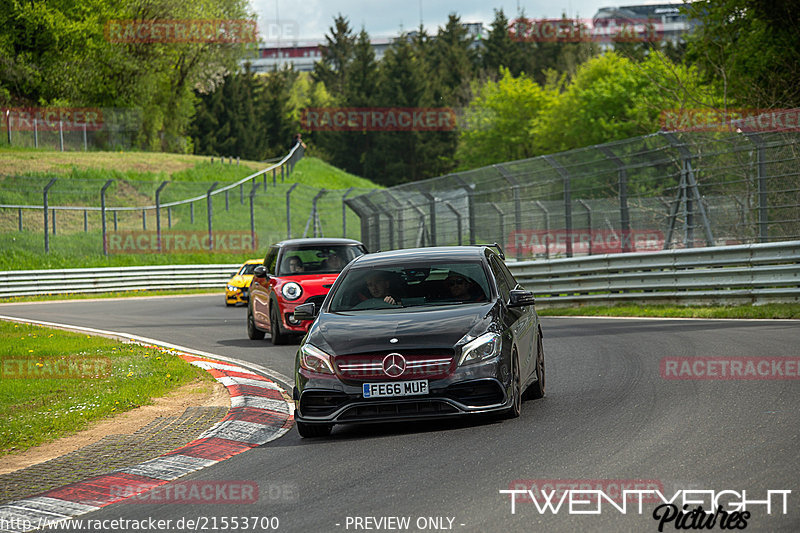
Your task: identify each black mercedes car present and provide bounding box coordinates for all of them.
[291,245,545,438]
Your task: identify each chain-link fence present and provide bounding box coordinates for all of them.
[0,145,372,257]
[347,113,800,259]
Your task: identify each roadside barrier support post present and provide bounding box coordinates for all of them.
[83,124,88,151]
[225,190,229,211]
[535,201,551,259]
[34,119,38,148]
[43,178,57,253]
[59,120,64,152]
[18,208,22,231]
[578,199,593,255]
[599,145,632,252]
[142,209,146,230]
[155,181,169,252]
[418,189,437,247]
[190,202,194,224]
[495,165,522,260]
[490,202,505,252]
[207,182,218,251]
[544,155,573,258]
[249,182,258,248]
[453,176,476,245]
[84,210,88,232]
[101,180,113,256]
[443,202,462,246]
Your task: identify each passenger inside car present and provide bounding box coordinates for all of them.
[286,255,304,273]
[354,271,403,307]
[442,273,486,302]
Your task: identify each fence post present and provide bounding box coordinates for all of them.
[286,183,299,238]
[577,199,592,255]
[225,189,229,211]
[142,209,146,230]
[342,187,355,237]
[543,155,573,257]
[240,183,244,205]
[18,208,22,231]
[34,118,38,149]
[155,181,169,252]
[535,201,550,259]
[43,178,57,253]
[453,176,476,245]
[598,146,631,252]
[443,202,462,245]
[5,110,10,145]
[59,120,64,152]
[384,191,405,248]
[281,165,285,183]
[83,123,87,151]
[249,181,258,250]
[190,202,194,224]
[362,193,393,249]
[489,202,505,250]
[101,180,113,256]
[494,165,522,260]
[418,189,437,246]
[207,181,218,251]
[308,189,327,238]
[168,206,172,228]
[52,209,56,235]
[84,210,88,232]
[742,132,769,242]
[273,167,276,187]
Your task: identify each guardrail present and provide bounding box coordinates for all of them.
[507,240,800,306]
[0,264,240,298]
[1,241,798,302]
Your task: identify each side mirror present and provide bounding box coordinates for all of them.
[253,265,267,278]
[508,289,535,307]
[293,302,317,321]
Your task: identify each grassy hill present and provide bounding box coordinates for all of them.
[0,148,379,270]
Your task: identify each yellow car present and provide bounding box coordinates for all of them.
[225,259,262,306]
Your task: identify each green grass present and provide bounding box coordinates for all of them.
[0,150,379,270]
[0,320,213,455]
[538,303,800,319]
[0,288,220,304]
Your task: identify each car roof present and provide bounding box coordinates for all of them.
[274,238,364,247]
[243,259,262,264]
[349,246,489,268]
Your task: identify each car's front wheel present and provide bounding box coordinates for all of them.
[295,420,332,438]
[525,330,546,400]
[247,307,265,340]
[270,305,287,345]
[504,352,522,419]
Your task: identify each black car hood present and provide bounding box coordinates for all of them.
[310,304,494,354]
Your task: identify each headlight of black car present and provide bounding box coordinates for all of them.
[299,344,335,374]
[458,332,501,366]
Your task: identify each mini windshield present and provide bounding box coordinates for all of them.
[329,262,490,312]
[278,245,363,276]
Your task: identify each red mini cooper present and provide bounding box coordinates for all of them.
[247,238,367,344]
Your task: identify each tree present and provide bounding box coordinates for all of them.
[483,9,523,77]
[312,14,355,100]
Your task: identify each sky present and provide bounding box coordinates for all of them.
[249,0,674,44]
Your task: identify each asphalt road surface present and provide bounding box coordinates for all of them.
[2,295,799,532]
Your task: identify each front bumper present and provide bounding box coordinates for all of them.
[225,287,249,304]
[295,372,511,426]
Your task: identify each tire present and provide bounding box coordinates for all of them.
[296,420,332,438]
[504,353,522,419]
[247,307,265,340]
[526,330,546,400]
[270,305,287,345]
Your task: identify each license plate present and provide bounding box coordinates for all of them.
[362,380,428,398]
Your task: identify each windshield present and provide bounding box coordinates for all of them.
[329,262,490,312]
[278,245,363,276]
[238,263,258,276]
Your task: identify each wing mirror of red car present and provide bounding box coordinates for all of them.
[253,265,267,278]
[293,302,317,321]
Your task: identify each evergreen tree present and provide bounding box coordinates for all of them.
[483,9,522,77]
[312,14,355,100]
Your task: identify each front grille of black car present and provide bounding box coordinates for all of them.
[338,400,459,420]
[443,380,505,407]
[300,391,349,417]
[334,350,455,380]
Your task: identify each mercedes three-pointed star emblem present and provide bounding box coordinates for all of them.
[382,353,406,378]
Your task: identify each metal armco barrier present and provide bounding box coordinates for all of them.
[507,241,800,306]
[0,264,240,298]
[1,241,798,302]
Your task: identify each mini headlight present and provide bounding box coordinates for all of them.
[299,344,334,374]
[282,282,303,300]
[459,332,501,365]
